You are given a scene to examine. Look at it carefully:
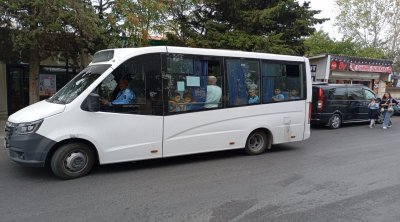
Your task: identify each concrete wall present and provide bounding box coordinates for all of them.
[0,63,7,118]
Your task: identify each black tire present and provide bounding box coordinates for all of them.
[377,113,384,124]
[328,114,342,129]
[50,143,95,180]
[245,130,269,155]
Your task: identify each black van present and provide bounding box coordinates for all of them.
[311,83,379,129]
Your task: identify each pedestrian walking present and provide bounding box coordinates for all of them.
[368,98,379,128]
[380,92,398,129]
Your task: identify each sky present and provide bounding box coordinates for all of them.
[304,0,342,40]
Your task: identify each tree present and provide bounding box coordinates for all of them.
[111,0,168,47]
[304,30,386,59]
[335,0,392,48]
[163,0,199,46]
[0,0,104,104]
[166,0,327,55]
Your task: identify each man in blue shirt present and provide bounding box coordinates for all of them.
[103,79,136,105]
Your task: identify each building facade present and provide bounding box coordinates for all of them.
[309,54,394,98]
[0,60,82,117]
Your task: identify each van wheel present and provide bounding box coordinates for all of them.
[245,130,268,155]
[328,114,342,129]
[51,143,95,180]
[377,113,384,124]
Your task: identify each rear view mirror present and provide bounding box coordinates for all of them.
[81,93,100,112]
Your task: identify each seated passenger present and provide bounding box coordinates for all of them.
[182,92,192,111]
[169,92,183,112]
[272,88,285,102]
[289,89,300,100]
[103,79,136,105]
[248,89,260,104]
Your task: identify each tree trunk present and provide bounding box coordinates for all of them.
[29,49,40,104]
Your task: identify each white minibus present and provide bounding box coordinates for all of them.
[4,46,311,179]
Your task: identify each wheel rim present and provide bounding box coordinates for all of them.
[331,115,340,128]
[64,151,88,173]
[248,133,265,152]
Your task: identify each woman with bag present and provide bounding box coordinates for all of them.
[380,92,398,129]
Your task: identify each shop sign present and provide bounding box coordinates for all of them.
[330,61,348,71]
[349,63,392,74]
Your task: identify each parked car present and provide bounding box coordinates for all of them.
[311,83,380,129]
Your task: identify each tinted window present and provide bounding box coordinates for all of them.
[262,62,305,103]
[226,59,260,106]
[328,87,347,100]
[347,88,364,100]
[364,89,376,100]
[165,54,223,114]
[94,54,162,115]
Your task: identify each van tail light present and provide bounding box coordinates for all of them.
[317,88,324,112]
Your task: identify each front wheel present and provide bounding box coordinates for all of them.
[50,143,95,179]
[245,130,269,155]
[328,114,342,129]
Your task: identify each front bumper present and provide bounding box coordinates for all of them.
[4,132,56,168]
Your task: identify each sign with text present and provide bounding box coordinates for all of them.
[39,74,56,96]
[349,63,392,74]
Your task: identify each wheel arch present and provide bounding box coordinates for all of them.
[45,138,99,168]
[248,127,273,150]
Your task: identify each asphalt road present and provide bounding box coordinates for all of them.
[1,118,400,222]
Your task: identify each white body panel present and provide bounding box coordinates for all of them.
[36,108,163,164]
[8,100,65,123]
[163,101,307,157]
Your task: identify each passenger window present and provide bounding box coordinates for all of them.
[165,54,223,113]
[328,87,347,100]
[262,62,305,103]
[226,59,260,106]
[364,89,376,100]
[347,88,364,100]
[95,54,162,115]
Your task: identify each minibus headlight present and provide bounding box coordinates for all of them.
[15,119,44,135]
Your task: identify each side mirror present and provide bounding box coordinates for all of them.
[81,93,100,112]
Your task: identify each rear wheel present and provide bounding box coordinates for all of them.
[328,114,342,129]
[376,112,384,124]
[50,142,95,179]
[245,130,269,155]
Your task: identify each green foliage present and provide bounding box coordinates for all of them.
[166,0,327,55]
[335,0,392,48]
[110,0,168,47]
[305,30,387,59]
[0,0,105,61]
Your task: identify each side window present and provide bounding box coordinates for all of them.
[364,89,376,100]
[164,54,222,114]
[262,61,305,103]
[96,54,162,115]
[328,87,347,100]
[226,59,260,106]
[348,88,364,100]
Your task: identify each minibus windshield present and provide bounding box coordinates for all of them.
[47,64,111,104]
